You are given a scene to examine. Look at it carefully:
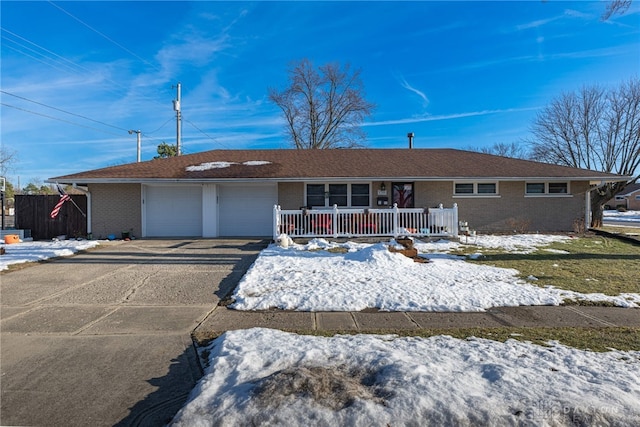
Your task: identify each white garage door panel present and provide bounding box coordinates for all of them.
[145,186,202,237]
[219,184,277,236]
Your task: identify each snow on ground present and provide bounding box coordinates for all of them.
[172,328,640,426]
[0,239,100,271]
[231,235,639,311]
[604,209,640,223]
[414,233,573,254]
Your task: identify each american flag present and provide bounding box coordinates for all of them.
[50,193,71,219]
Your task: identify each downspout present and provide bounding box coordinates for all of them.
[585,189,591,229]
[72,184,92,238]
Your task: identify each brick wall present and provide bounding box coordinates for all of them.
[89,183,142,239]
[278,182,304,209]
[414,181,589,232]
[276,179,589,232]
[628,190,640,210]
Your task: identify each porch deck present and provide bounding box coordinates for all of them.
[274,204,458,240]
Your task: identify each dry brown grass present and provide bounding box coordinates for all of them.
[252,364,390,410]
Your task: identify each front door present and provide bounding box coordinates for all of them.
[392,182,414,208]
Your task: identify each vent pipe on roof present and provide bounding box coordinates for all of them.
[407,132,414,149]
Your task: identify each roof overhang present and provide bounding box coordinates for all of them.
[48,175,630,186]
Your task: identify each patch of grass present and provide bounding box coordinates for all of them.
[304,327,640,352]
[194,327,640,352]
[252,365,389,410]
[466,236,640,296]
[596,225,640,237]
[326,247,349,254]
[561,299,618,307]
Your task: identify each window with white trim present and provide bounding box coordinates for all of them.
[351,184,370,206]
[305,183,370,207]
[454,182,498,196]
[306,184,325,207]
[525,182,569,195]
[328,184,348,206]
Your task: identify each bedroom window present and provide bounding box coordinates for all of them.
[454,182,498,196]
[526,182,569,196]
[548,182,568,194]
[454,183,474,194]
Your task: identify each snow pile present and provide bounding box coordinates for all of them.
[413,234,571,254]
[242,160,271,166]
[231,237,639,311]
[604,209,640,223]
[186,161,235,171]
[0,239,100,271]
[172,328,640,426]
[186,160,271,171]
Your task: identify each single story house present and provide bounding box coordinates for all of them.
[49,148,627,238]
[604,183,640,211]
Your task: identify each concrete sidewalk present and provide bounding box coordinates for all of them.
[1,239,268,427]
[2,239,639,427]
[195,305,640,339]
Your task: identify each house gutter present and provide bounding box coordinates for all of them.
[48,175,631,186]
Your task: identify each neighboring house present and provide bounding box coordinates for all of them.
[604,183,640,210]
[49,149,627,238]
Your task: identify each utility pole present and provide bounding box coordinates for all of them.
[173,82,182,155]
[128,130,141,162]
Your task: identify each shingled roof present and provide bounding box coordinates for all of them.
[50,149,627,184]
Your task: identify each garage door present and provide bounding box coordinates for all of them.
[218,184,277,236]
[145,186,202,237]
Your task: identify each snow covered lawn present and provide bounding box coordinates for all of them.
[172,328,640,426]
[0,239,100,271]
[604,209,640,224]
[231,235,640,312]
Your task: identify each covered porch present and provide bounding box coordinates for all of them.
[274,204,459,240]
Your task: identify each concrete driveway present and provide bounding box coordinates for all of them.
[0,239,267,426]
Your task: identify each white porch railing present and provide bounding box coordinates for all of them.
[273,204,458,240]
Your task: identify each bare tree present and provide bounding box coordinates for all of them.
[602,0,632,21]
[468,142,530,159]
[269,59,375,149]
[0,146,17,177]
[529,78,640,227]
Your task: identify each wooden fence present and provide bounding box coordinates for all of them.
[15,195,87,240]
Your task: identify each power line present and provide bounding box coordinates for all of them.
[2,91,181,147]
[1,35,79,75]
[145,116,174,135]
[1,27,95,75]
[1,27,143,104]
[47,1,161,72]
[0,27,170,111]
[184,117,226,147]
[0,103,123,137]
[1,90,130,133]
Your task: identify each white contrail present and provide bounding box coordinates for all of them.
[399,77,429,105]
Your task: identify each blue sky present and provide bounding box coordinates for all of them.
[1,1,639,187]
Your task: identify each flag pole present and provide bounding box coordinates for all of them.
[56,184,87,218]
[67,196,87,218]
